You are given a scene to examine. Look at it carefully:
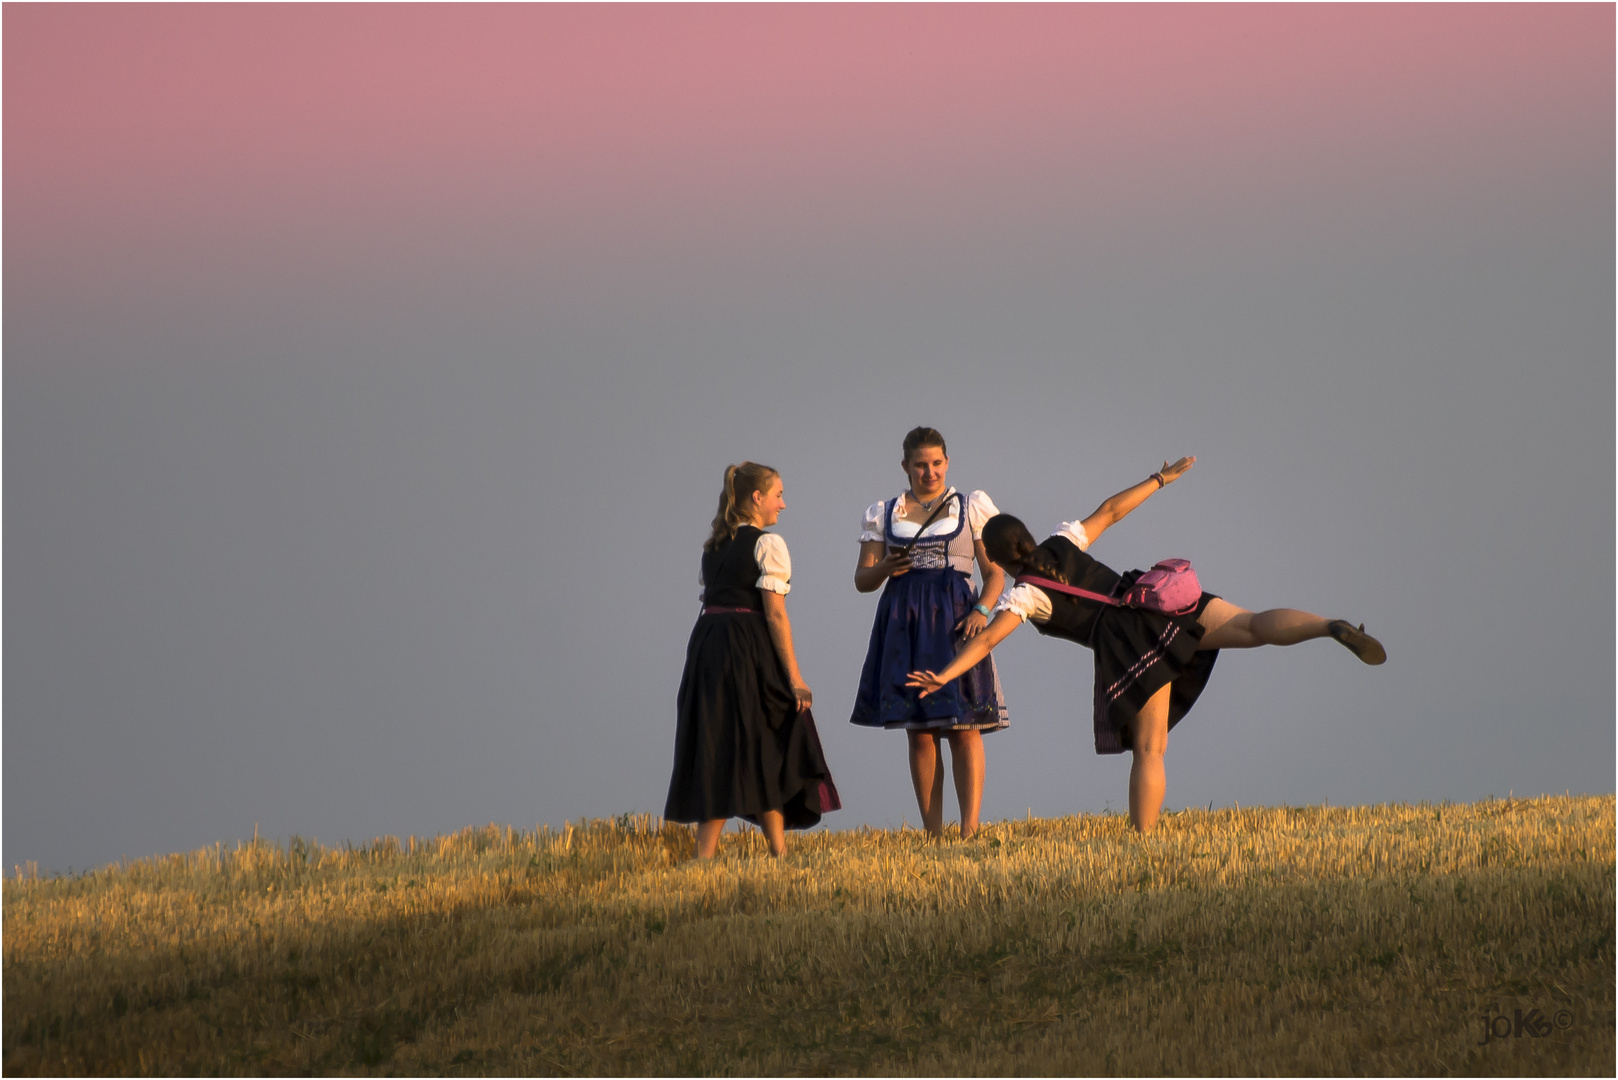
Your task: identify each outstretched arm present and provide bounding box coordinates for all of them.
[1079,456,1195,546]
[906,610,1022,696]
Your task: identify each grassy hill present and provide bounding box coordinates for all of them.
[4,795,1612,1076]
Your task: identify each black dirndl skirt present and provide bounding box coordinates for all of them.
[665,610,840,828]
[1090,570,1220,755]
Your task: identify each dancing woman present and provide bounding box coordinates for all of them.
[851,426,1008,839]
[907,456,1384,833]
[666,462,840,858]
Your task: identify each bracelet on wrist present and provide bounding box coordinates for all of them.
[1150,472,1166,489]
[973,603,993,618]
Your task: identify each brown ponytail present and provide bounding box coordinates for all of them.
[981,514,1067,584]
[704,461,781,551]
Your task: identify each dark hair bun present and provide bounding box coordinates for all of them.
[982,513,1066,585]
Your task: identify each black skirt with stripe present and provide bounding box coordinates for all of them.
[1088,569,1220,754]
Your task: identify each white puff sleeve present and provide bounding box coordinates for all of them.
[965,490,1000,539]
[754,533,792,595]
[994,582,1053,623]
[1052,520,1091,551]
[858,500,886,544]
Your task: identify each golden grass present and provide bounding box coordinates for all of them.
[4,795,1612,1076]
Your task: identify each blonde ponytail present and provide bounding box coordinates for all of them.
[704,461,780,551]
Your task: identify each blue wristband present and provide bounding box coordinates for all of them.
[973,603,993,618]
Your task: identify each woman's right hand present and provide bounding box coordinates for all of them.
[875,550,913,579]
[855,541,912,592]
[790,681,813,712]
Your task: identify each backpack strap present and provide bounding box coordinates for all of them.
[1014,574,1121,607]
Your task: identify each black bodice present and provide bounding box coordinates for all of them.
[701,525,768,611]
[1026,534,1123,648]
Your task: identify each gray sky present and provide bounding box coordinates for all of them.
[5,6,1612,872]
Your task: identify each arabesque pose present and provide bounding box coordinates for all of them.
[906,456,1384,833]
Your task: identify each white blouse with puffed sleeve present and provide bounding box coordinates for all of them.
[752,533,792,594]
[992,519,1092,623]
[858,488,1000,543]
[699,532,792,600]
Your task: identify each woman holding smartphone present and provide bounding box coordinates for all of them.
[850,427,1007,840]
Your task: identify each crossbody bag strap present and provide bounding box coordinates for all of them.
[1014,574,1121,607]
[893,493,955,556]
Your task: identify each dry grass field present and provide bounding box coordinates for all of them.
[4,794,1612,1076]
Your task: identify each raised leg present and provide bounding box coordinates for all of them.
[907,731,947,835]
[1197,598,1330,650]
[945,729,985,839]
[1197,599,1385,662]
[696,819,725,859]
[1127,683,1172,833]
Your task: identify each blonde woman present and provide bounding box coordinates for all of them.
[665,462,840,858]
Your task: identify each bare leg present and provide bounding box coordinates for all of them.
[758,809,787,857]
[1197,599,1329,649]
[696,819,725,859]
[945,729,985,838]
[907,731,947,835]
[1197,598,1385,662]
[1128,683,1172,833]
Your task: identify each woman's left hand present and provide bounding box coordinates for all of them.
[905,670,946,698]
[956,609,989,639]
[1159,455,1196,483]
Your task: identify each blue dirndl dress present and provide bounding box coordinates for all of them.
[850,492,1009,733]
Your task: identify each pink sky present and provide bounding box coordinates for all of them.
[6,5,1610,255]
[5,4,1614,874]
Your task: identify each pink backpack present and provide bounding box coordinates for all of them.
[1016,558,1202,617]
